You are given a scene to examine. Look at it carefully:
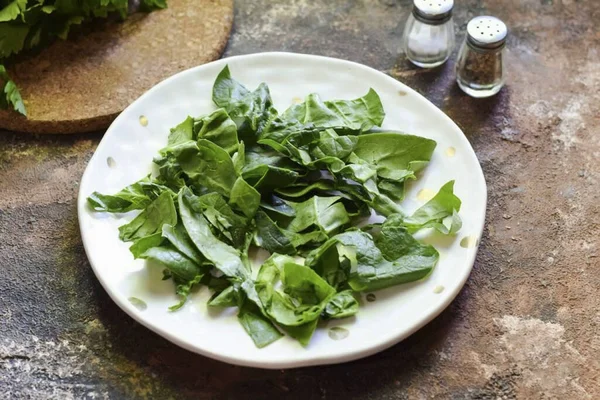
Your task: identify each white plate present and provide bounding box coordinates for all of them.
[78,52,486,369]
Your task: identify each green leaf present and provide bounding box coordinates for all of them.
[323,290,359,319]
[169,274,204,311]
[282,89,384,132]
[0,23,29,58]
[208,285,238,307]
[141,246,204,282]
[286,196,350,235]
[179,188,248,279]
[352,132,436,182]
[229,177,260,218]
[118,191,177,241]
[87,176,172,213]
[0,0,27,22]
[306,223,438,293]
[3,78,25,115]
[232,141,245,175]
[167,116,194,146]
[275,181,335,199]
[196,192,248,248]
[161,223,204,263]
[254,211,296,255]
[194,139,238,196]
[403,181,462,235]
[194,108,239,154]
[140,0,168,11]
[212,65,276,141]
[129,232,164,259]
[238,300,283,348]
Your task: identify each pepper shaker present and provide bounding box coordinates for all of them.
[402,0,455,68]
[456,16,508,98]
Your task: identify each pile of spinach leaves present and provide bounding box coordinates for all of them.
[88,66,462,347]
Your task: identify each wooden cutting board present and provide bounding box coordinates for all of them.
[0,0,233,134]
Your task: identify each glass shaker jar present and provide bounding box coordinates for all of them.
[456,16,508,98]
[402,0,455,68]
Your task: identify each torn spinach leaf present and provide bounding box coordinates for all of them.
[285,196,350,235]
[254,211,296,255]
[87,176,172,213]
[141,246,204,282]
[194,108,239,154]
[179,188,248,280]
[118,191,177,241]
[323,290,359,319]
[403,180,462,235]
[229,177,261,218]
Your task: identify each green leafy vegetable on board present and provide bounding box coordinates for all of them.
[88,65,463,348]
[0,0,168,115]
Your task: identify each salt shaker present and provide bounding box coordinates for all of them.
[456,16,508,98]
[402,0,455,68]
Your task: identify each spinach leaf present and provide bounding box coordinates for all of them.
[353,132,436,181]
[194,139,238,196]
[324,290,359,319]
[196,192,248,248]
[286,196,350,235]
[232,141,246,175]
[194,108,239,154]
[403,181,462,234]
[170,274,204,311]
[129,232,164,259]
[162,223,204,263]
[275,181,335,199]
[255,260,334,329]
[229,177,260,218]
[118,191,177,241]
[282,89,384,132]
[260,195,296,219]
[241,146,301,190]
[179,188,248,280]
[141,246,204,282]
[307,222,438,292]
[310,129,358,160]
[87,176,172,213]
[208,285,238,307]
[167,116,194,146]
[212,65,276,141]
[254,211,296,255]
[238,300,283,348]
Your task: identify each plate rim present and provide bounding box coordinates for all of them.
[77,51,487,369]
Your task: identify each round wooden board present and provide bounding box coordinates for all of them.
[0,0,233,134]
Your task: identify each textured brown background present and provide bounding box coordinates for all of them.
[1,0,599,399]
[0,0,233,134]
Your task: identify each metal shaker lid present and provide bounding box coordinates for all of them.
[413,0,454,23]
[467,16,508,49]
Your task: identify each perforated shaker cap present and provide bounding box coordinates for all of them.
[413,0,454,22]
[467,16,508,49]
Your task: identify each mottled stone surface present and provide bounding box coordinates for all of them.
[1,0,599,398]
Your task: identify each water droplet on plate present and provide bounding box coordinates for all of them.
[106,157,116,168]
[460,236,478,248]
[128,297,147,311]
[445,147,456,157]
[433,285,444,294]
[417,188,435,202]
[328,327,349,340]
[139,115,148,127]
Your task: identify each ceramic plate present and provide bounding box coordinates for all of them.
[78,52,486,369]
